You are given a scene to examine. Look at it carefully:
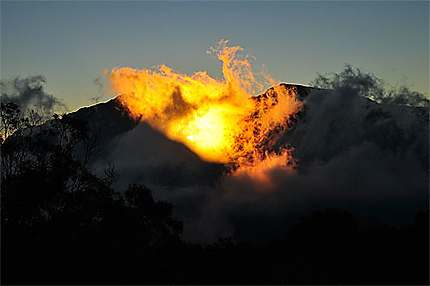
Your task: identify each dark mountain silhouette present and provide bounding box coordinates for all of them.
[63,82,428,240]
[2,81,428,284]
[64,83,428,187]
[70,96,138,146]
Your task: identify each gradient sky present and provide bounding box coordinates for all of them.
[2,0,429,111]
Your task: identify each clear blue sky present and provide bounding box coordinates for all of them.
[2,1,429,111]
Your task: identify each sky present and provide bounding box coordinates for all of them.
[1,0,429,111]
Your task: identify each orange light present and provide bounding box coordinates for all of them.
[107,40,303,184]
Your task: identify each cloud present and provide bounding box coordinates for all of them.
[311,64,429,107]
[168,140,427,244]
[0,75,65,119]
[95,66,429,244]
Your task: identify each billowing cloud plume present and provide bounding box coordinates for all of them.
[94,66,428,244]
[1,75,65,119]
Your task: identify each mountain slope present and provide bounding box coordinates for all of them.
[66,83,428,187]
[62,83,428,242]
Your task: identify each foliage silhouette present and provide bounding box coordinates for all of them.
[1,105,182,284]
[1,90,428,284]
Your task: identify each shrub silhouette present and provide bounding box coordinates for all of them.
[1,99,428,284]
[1,107,182,284]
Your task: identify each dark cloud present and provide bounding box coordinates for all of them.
[93,66,428,244]
[1,75,65,119]
[283,72,428,166]
[311,64,429,107]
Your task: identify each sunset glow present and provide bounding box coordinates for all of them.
[108,40,303,176]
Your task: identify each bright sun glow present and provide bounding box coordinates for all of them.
[107,40,303,184]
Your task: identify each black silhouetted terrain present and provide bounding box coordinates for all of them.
[1,72,429,284]
[1,107,182,284]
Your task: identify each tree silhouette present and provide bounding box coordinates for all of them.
[1,105,182,284]
[1,94,428,284]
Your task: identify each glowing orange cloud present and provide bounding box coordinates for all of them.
[107,40,303,183]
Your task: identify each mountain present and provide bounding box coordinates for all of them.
[70,83,428,177]
[69,95,227,188]
[70,96,138,149]
[67,84,318,188]
[53,83,429,242]
[3,81,428,283]
[64,83,429,188]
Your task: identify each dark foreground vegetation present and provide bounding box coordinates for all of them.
[1,76,429,284]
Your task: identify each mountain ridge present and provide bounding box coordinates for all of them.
[3,82,428,243]
[65,83,428,169]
